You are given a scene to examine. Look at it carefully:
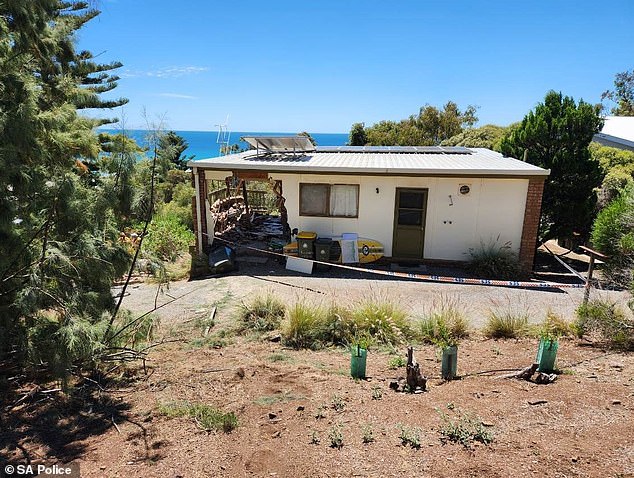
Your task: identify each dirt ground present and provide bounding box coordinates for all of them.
[3,258,634,478]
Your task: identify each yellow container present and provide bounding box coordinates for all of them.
[296,231,317,259]
[296,231,317,240]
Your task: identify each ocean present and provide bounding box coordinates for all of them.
[100,129,349,159]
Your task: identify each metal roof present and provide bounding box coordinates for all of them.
[188,147,550,177]
[593,116,634,151]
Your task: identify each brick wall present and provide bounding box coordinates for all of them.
[519,178,545,274]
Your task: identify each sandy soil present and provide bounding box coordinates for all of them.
[3,260,633,478]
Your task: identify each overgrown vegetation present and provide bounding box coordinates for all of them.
[438,410,493,447]
[576,299,634,350]
[157,401,238,433]
[467,238,521,279]
[239,293,286,332]
[280,296,412,349]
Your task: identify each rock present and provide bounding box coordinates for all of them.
[389,381,400,391]
[612,399,622,405]
[528,399,548,405]
[268,334,282,343]
[268,412,277,419]
[481,421,494,427]
[272,430,281,438]
[296,405,305,411]
[609,362,624,369]
[100,466,106,470]
[235,367,245,379]
[571,457,579,463]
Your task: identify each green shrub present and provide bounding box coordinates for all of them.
[143,212,195,262]
[539,311,573,339]
[320,304,356,345]
[158,401,237,432]
[397,425,422,449]
[591,186,634,287]
[239,293,286,332]
[282,303,325,349]
[419,296,469,346]
[350,298,411,346]
[328,424,344,449]
[575,299,634,350]
[484,310,529,339]
[439,410,493,447]
[388,355,406,369]
[467,237,521,279]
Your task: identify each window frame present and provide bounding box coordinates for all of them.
[299,183,359,218]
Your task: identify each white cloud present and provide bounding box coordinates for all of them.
[121,66,209,79]
[157,93,197,99]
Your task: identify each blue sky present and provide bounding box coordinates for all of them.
[79,0,633,133]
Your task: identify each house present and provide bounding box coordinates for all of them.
[593,116,634,151]
[188,136,549,273]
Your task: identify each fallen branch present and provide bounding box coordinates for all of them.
[112,416,121,434]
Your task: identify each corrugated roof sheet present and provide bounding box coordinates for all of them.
[188,147,549,177]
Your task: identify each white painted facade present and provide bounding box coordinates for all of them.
[203,169,529,261]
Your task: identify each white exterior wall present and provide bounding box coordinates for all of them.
[272,173,528,261]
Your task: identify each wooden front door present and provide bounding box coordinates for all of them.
[392,188,428,259]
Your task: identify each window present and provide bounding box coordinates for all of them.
[299,183,359,217]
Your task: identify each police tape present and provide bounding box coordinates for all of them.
[211,237,586,290]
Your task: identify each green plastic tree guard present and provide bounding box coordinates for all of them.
[350,346,367,379]
[536,338,558,373]
[441,345,458,380]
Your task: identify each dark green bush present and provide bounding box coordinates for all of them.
[576,299,634,350]
[143,212,195,262]
[591,186,634,287]
[467,238,521,279]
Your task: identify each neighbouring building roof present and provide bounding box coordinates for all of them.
[593,116,634,151]
[189,146,549,177]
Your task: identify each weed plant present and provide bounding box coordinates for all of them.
[361,423,375,444]
[438,410,493,447]
[328,424,344,449]
[158,401,237,433]
[239,293,286,332]
[398,425,422,449]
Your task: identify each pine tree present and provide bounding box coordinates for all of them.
[499,91,604,241]
[0,1,132,381]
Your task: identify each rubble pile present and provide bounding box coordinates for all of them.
[211,196,284,243]
[211,196,250,236]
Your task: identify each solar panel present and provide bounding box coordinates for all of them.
[243,136,316,153]
[314,145,472,154]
